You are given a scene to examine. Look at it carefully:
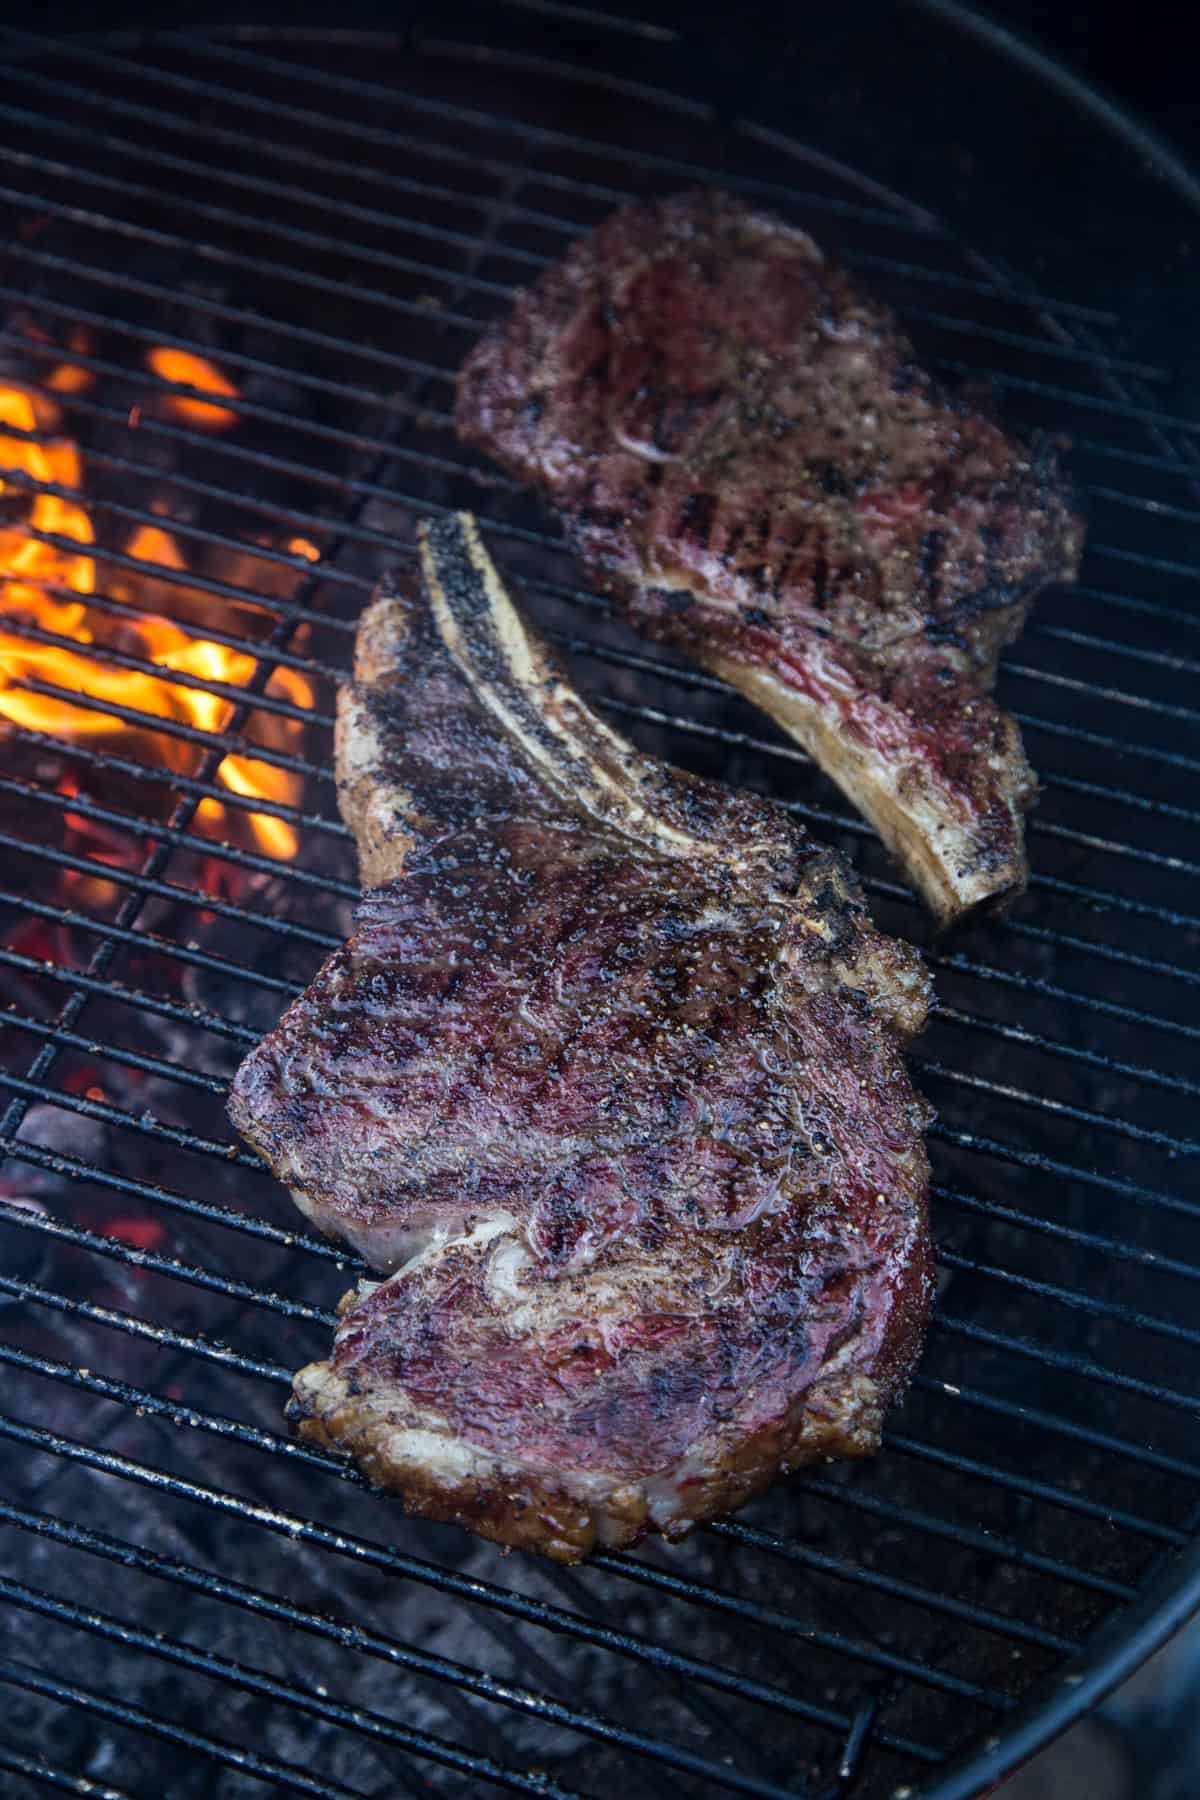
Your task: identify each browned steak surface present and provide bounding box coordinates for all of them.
[456,189,1085,924]
[229,514,933,1563]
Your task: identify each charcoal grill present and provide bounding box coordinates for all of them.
[0,6,1197,1797]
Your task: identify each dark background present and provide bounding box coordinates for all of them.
[987,3,1198,160]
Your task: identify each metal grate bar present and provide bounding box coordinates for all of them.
[0,462,367,607]
[0,1270,292,1384]
[995,914,1200,994]
[0,1341,1019,1706]
[1074,435,1200,479]
[887,1428,1188,1544]
[0,1186,341,1314]
[0,1574,804,1800]
[0,769,352,899]
[0,888,303,999]
[1,676,332,784]
[12,1244,1190,1566]
[9,671,1198,1020]
[839,249,1118,322]
[791,1475,1135,1603]
[7,345,1195,787]
[1083,484,1200,530]
[585,1550,1010,1705]
[0,310,467,494]
[931,1121,1197,1221]
[3,240,455,384]
[937,948,1200,1046]
[1,136,1161,383]
[0,940,269,1044]
[551,587,1200,782]
[15,339,1185,609]
[934,1249,1200,1352]
[1008,657,1200,729]
[934,356,1200,434]
[938,1004,1200,1099]
[0,1068,263,1173]
[933,1314,1200,1428]
[12,25,937,236]
[8,564,1194,906]
[598,679,1200,841]
[38,451,1200,794]
[0,139,514,1156]
[0,1659,462,1800]
[1025,767,1200,834]
[10,835,1196,1227]
[6,368,1196,774]
[3,723,345,839]
[15,537,1199,858]
[0,1410,942,1760]
[1,1270,1139,1617]
[1089,539,1200,584]
[0,583,342,698]
[918,1057,1199,1156]
[0,180,499,320]
[9,939,1194,1287]
[934,1182,1200,1287]
[0,59,596,237]
[0,77,1128,330]
[1018,710,1200,782]
[0,133,546,281]
[0,1132,346,1267]
[0,1006,228,1096]
[539,619,1200,814]
[0,1742,138,1800]
[709,1521,1078,1656]
[0,1515,835,1800]
[0,828,342,949]
[0,607,333,730]
[911,1374,1200,1489]
[14,1305,1151,1655]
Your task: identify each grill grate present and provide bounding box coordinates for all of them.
[0,11,1197,1799]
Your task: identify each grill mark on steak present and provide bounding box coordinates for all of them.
[455,188,1085,925]
[229,513,933,1564]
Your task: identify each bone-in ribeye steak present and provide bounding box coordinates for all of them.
[229,513,933,1562]
[456,189,1085,925]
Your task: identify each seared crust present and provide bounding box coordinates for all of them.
[456,189,1084,924]
[289,1358,907,1564]
[231,514,934,1562]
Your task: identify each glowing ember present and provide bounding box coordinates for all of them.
[45,329,94,395]
[146,347,240,431]
[45,363,94,396]
[0,376,313,863]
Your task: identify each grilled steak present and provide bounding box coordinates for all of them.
[456,189,1085,925]
[229,513,933,1563]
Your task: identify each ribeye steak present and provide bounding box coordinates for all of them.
[229,513,934,1562]
[456,189,1084,925]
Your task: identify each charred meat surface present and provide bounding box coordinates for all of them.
[456,189,1085,925]
[229,513,934,1563]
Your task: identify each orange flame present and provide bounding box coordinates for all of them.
[0,377,313,863]
[146,347,239,431]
